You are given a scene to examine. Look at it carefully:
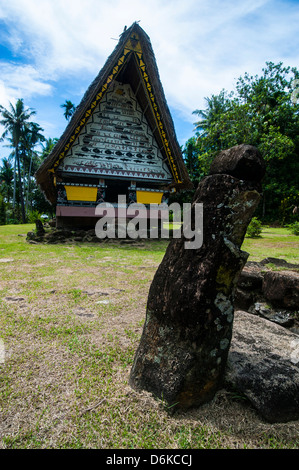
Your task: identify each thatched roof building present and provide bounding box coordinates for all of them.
[35,22,192,227]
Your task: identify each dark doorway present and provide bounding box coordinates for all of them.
[105,179,129,203]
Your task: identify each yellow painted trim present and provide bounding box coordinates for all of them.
[124,33,142,53]
[136,191,163,204]
[65,186,98,202]
[133,53,181,183]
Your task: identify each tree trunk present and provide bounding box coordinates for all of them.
[13,154,17,209]
[26,153,33,214]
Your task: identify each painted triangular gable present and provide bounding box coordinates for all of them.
[58,81,173,183]
[50,31,181,184]
[35,23,192,206]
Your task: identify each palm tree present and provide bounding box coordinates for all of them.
[193,90,231,136]
[0,157,14,204]
[39,137,58,160]
[0,99,36,222]
[60,100,76,120]
[20,122,45,213]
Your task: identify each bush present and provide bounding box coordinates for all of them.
[246,217,262,238]
[287,221,299,236]
[27,210,42,223]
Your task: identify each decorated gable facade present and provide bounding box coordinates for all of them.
[35,23,192,228]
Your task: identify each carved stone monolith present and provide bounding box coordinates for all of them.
[129,144,265,411]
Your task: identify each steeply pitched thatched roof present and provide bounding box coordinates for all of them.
[35,22,192,204]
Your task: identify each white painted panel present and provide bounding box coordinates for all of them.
[59,82,172,182]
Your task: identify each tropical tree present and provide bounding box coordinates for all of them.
[192,61,299,222]
[60,100,76,120]
[193,90,232,137]
[0,99,37,222]
[182,137,203,184]
[39,137,58,160]
[0,157,14,204]
[0,196,6,225]
[19,122,45,213]
[26,136,58,217]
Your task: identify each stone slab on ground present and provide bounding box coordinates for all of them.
[234,258,299,332]
[262,270,299,309]
[225,310,299,423]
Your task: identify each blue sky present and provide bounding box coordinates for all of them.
[0,0,299,160]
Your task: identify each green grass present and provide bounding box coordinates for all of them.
[242,226,299,264]
[0,223,298,449]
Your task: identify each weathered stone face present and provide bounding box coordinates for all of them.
[209,144,266,181]
[130,145,264,411]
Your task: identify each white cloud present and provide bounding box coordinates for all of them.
[0,0,298,142]
[0,62,53,108]
[0,62,53,151]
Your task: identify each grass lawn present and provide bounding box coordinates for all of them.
[242,226,299,264]
[0,223,298,449]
